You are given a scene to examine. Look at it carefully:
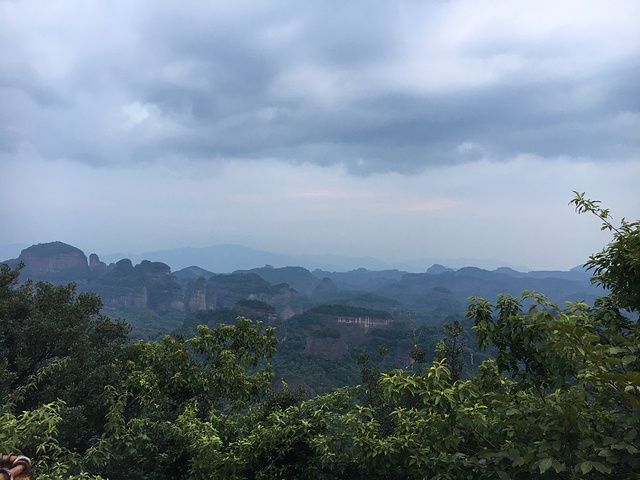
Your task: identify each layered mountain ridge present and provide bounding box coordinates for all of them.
[3,241,606,393]
[4,241,602,320]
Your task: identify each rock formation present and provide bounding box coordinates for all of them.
[234,299,278,322]
[185,277,208,311]
[88,253,111,276]
[91,259,148,309]
[136,261,184,312]
[10,241,90,285]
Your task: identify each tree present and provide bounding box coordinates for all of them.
[434,318,464,381]
[84,317,278,479]
[570,191,640,313]
[0,263,130,451]
[0,263,129,478]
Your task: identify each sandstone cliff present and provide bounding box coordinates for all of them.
[90,258,149,309]
[235,299,278,322]
[9,242,90,286]
[200,273,302,320]
[89,253,111,276]
[137,260,184,312]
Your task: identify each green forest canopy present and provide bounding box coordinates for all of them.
[1,193,639,479]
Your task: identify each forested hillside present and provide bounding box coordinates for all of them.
[1,194,638,479]
[3,239,602,392]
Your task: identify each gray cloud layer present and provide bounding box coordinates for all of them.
[2,1,639,174]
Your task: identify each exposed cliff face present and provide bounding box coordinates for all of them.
[186,277,208,311]
[248,285,303,320]
[235,299,278,322]
[279,305,297,321]
[137,261,184,312]
[183,276,219,312]
[90,259,185,312]
[89,253,111,276]
[200,273,302,319]
[7,243,188,314]
[91,259,148,309]
[101,287,148,309]
[13,242,90,285]
[336,315,391,331]
[188,290,207,311]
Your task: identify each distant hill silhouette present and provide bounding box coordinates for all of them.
[4,241,601,322]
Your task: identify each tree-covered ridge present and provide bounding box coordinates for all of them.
[1,193,638,479]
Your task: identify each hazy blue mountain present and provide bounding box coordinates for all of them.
[235,266,322,295]
[5,240,603,330]
[426,264,454,275]
[98,244,533,273]
[376,266,604,319]
[99,244,395,273]
[522,268,591,282]
[312,268,407,291]
[172,266,215,284]
[393,257,532,272]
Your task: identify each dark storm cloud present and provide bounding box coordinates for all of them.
[1,1,638,173]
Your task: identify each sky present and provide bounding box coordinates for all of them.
[1,0,639,271]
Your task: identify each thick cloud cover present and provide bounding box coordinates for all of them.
[1,1,639,269]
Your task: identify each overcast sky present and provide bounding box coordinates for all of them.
[1,0,639,271]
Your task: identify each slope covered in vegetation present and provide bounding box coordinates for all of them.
[1,194,638,479]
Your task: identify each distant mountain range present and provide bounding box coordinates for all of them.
[98,244,393,273]
[3,241,605,393]
[3,241,601,319]
[93,244,532,273]
[1,242,540,273]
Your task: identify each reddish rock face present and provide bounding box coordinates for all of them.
[336,315,391,331]
[16,242,90,285]
[100,287,149,309]
[188,287,207,311]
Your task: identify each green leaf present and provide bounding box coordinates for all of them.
[580,460,593,474]
[592,461,611,474]
[622,355,636,365]
[552,459,565,473]
[539,457,553,473]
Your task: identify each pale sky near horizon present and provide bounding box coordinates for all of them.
[1,0,639,271]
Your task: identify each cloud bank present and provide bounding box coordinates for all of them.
[1,0,639,270]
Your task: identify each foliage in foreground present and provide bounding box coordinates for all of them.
[1,192,639,479]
